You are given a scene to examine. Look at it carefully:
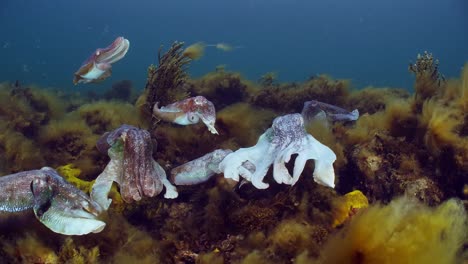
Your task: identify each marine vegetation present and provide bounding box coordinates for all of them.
[136,41,192,122]
[0,46,467,263]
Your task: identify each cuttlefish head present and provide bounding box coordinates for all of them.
[31,167,106,235]
[152,96,218,134]
[73,36,130,85]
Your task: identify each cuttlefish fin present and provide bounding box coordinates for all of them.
[73,62,94,85]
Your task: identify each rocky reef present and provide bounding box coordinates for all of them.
[0,47,466,263]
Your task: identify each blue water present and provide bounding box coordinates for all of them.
[1,0,467,92]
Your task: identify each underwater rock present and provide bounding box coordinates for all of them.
[73,36,130,85]
[153,96,218,134]
[171,149,233,185]
[0,167,105,235]
[91,125,178,210]
[219,113,337,189]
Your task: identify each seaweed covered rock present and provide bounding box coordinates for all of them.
[250,75,349,113]
[103,80,134,102]
[187,71,251,109]
[0,123,45,173]
[38,117,101,176]
[77,101,144,135]
[347,133,443,204]
[0,83,65,137]
[347,87,410,115]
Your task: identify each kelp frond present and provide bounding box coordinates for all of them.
[140,42,192,118]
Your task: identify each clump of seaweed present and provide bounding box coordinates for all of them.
[187,71,252,109]
[0,123,45,173]
[103,80,134,102]
[216,103,276,146]
[2,233,59,263]
[459,63,468,111]
[0,82,65,138]
[346,132,444,203]
[77,101,144,135]
[258,72,278,87]
[347,87,410,115]
[136,42,192,122]
[266,218,328,259]
[38,116,101,177]
[250,74,350,114]
[10,82,66,118]
[58,237,100,264]
[419,100,461,156]
[409,51,446,112]
[312,197,467,264]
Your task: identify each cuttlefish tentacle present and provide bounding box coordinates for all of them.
[153,96,219,134]
[73,36,130,85]
[0,167,106,235]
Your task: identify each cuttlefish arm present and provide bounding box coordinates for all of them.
[91,125,178,210]
[153,96,219,134]
[73,36,130,85]
[0,167,105,235]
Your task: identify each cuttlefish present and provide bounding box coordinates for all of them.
[73,36,130,85]
[0,167,105,235]
[301,100,359,123]
[153,96,219,134]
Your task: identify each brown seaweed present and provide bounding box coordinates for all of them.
[0,52,467,263]
[137,42,192,125]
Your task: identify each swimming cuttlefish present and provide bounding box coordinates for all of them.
[153,96,219,134]
[73,36,130,85]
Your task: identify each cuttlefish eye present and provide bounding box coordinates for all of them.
[187,113,200,123]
